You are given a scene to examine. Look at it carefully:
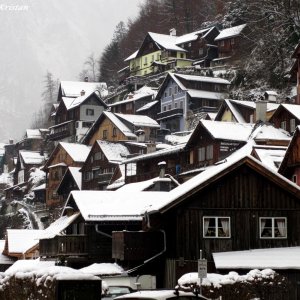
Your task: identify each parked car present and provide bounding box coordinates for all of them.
[114,289,207,300]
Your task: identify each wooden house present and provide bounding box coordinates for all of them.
[80,140,130,191]
[111,154,300,298]
[39,191,144,268]
[269,103,300,133]
[215,99,279,123]
[49,85,108,143]
[212,24,247,68]
[43,142,90,207]
[156,73,230,132]
[16,129,48,152]
[56,167,82,203]
[82,111,160,146]
[278,126,300,185]
[3,229,42,259]
[108,86,157,115]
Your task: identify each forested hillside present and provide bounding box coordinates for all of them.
[94,0,300,97]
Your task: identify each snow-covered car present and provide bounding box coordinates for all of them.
[114,289,207,300]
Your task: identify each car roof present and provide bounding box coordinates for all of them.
[115,289,207,300]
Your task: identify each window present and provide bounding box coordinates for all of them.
[164,92,167,98]
[169,87,172,96]
[144,56,147,65]
[151,54,154,62]
[103,130,108,139]
[290,119,296,132]
[86,109,94,116]
[188,42,191,47]
[163,106,167,112]
[260,217,287,239]
[206,145,213,160]
[174,102,178,108]
[180,53,184,58]
[174,86,178,94]
[292,174,297,183]
[199,48,204,55]
[198,147,205,162]
[203,217,230,238]
[220,40,225,47]
[180,101,183,109]
[112,127,117,137]
[231,38,235,45]
[94,152,102,160]
[156,53,159,61]
[281,121,286,131]
[168,104,172,110]
[83,171,93,181]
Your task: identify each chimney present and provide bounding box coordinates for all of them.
[84,76,89,82]
[255,100,267,122]
[9,139,13,145]
[169,28,176,36]
[158,161,166,178]
[80,90,85,96]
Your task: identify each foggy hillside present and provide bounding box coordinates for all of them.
[0,0,140,141]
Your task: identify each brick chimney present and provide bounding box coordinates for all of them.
[80,90,85,96]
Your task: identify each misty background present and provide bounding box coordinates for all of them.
[0,0,141,142]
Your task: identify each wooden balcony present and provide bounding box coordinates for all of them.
[157,108,183,121]
[48,120,75,141]
[39,235,88,257]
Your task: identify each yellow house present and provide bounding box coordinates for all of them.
[125,31,192,77]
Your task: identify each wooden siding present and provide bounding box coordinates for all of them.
[162,164,300,267]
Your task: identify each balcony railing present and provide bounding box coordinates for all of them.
[157,108,184,121]
[39,235,87,257]
[48,120,75,141]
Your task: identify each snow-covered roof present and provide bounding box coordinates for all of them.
[6,229,43,254]
[19,151,47,165]
[280,103,300,120]
[68,167,82,190]
[115,113,160,128]
[122,143,186,164]
[64,190,168,222]
[148,32,186,52]
[62,90,104,111]
[39,212,80,240]
[165,132,192,145]
[25,129,42,139]
[60,81,107,98]
[200,120,254,141]
[103,111,137,139]
[252,146,286,171]
[175,73,230,85]
[136,100,159,113]
[215,24,246,41]
[250,124,291,142]
[124,50,138,62]
[80,263,124,276]
[230,100,279,112]
[175,27,213,45]
[5,260,56,276]
[213,247,300,270]
[59,142,91,163]
[97,141,130,163]
[187,89,226,100]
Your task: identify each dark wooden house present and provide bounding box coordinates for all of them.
[278,125,300,185]
[213,24,248,68]
[43,142,90,207]
[269,103,300,133]
[80,140,130,191]
[112,155,300,299]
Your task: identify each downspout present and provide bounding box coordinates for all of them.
[95,224,112,239]
[127,211,166,273]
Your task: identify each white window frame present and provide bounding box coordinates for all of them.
[206,145,213,160]
[203,216,231,238]
[259,217,287,239]
[198,147,205,162]
[281,121,286,131]
[290,118,296,132]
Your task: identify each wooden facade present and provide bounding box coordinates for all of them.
[269,104,300,134]
[44,144,86,207]
[113,157,300,298]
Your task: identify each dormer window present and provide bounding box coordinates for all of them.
[86,109,94,116]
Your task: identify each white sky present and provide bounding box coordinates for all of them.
[0,0,144,141]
